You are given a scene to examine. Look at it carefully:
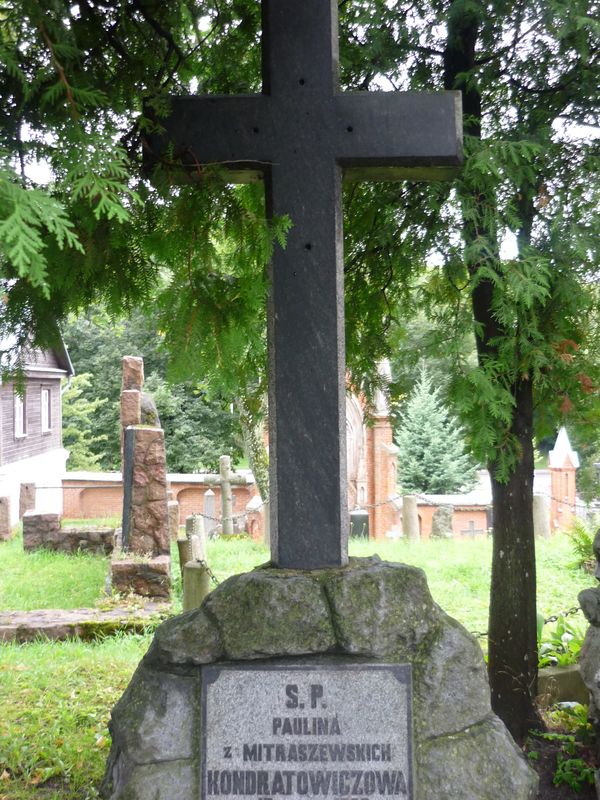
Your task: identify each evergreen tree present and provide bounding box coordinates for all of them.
[396,368,477,494]
[61,373,107,471]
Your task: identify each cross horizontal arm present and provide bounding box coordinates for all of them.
[146,95,271,182]
[333,92,462,180]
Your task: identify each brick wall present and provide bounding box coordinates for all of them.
[416,505,489,539]
[62,473,258,528]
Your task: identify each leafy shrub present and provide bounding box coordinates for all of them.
[566,518,595,571]
[538,615,586,668]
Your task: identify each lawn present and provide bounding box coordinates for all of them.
[0,531,595,799]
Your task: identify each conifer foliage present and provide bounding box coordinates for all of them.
[396,367,477,494]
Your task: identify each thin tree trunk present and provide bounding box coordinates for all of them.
[235,394,269,503]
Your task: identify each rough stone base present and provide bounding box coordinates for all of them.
[101,557,537,800]
[22,512,115,554]
[22,511,61,551]
[111,555,171,598]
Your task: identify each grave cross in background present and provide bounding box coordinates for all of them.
[148,0,462,569]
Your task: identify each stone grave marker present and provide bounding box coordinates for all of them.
[0,496,11,541]
[201,663,413,800]
[102,2,539,797]
[111,356,171,599]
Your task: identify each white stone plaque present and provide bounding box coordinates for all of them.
[201,663,413,800]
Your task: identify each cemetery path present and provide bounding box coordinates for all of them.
[0,602,170,643]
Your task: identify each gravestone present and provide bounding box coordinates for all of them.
[0,496,11,541]
[111,356,171,598]
[102,2,538,797]
[431,505,453,538]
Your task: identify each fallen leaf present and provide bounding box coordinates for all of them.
[0,770,10,782]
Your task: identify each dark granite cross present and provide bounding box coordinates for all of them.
[148,0,462,570]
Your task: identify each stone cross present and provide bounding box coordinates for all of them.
[148,0,462,569]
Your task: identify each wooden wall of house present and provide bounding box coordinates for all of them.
[0,377,63,465]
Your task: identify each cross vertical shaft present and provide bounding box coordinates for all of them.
[146,0,463,570]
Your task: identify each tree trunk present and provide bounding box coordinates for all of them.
[235,394,269,503]
[444,0,542,743]
[488,377,541,742]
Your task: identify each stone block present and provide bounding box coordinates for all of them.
[19,483,35,519]
[120,389,141,427]
[417,715,538,799]
[110,664,197,764]
[145,607,223,668]
[111,555,171,598]
[205,570,336,659]
[0,496,11,541]
[414,611,491,739]
[168,500,180,540]
[122,356,144,391]
[323,558,439,658]
[22,512,61,551]
[102,757,195,800]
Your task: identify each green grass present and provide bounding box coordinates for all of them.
[0,531,109,611]
[0,532,595,798]
[0,634,150,800]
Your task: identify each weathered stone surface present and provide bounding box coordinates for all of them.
[121,355,144,391]
[109,664,197,764]
[102,756,194,800]
[19,482,35,519]
[417,715,538,799]
[22,512,61,551]
[102,558,538,800]
[205,570,335,659]
[580,586,600,627]
[431,504,453,538]
[579,626,600,721]
[111,556,171,598]
[145,606,223,667]
[0,496,11,541]
[120,389,141,427]
[168,500,180,540]
[324,558,439,657]
[127,427,169,557]
[0,603,170,643]
[415,611,491,739]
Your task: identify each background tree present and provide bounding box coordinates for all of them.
[62,308,242,472]
[396,366,477,494]
[61,373,107,471]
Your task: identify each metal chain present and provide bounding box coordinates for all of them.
[470,607,582,640]
[198,559,220,586]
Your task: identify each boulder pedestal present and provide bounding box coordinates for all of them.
[101,557,537,800]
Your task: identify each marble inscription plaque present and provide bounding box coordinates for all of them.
[201,663,413,800]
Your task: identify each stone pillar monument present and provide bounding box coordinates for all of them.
[111,356,171,599]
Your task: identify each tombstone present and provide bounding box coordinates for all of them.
[402,495,420,541]
[111,357,171,599]
[0,497,11,541]
[350,508,369,538]
[19,482,35,520]
[168,499,180,540]
[219,455,235,537]
[203,488,217,537]
[533,494,551,539]
[431,505,454,538]
[101,3,537,797]
[459,520,485,539]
